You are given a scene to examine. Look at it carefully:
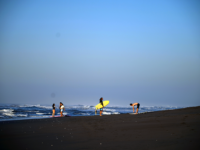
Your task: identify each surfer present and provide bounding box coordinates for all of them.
[130,103,140,114]
[99,97,104,116]
[52,103,55,117]
[60,102,65,117]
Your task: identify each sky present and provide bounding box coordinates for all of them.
[0,0,200,107]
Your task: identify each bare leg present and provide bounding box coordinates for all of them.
[95,109,97,115]
[100,110,102,116]
[136,108,139,114]
[52,110,55,117]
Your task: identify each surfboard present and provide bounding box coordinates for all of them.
[95,100,109,110]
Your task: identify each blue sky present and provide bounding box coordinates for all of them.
[0,0,200,107]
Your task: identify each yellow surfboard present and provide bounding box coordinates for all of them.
[95,101,109,110]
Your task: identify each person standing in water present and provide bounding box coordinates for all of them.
[60,102,65,117]
[52,103,56,117]
[99,97,104,116]
[130,103,140,114]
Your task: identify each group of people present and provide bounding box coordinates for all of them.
[52,102,65,117]
[52,98,140,117]
[96,97,140,116]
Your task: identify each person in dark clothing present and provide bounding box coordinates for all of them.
[99,97,104,116]
[52,103,55,117]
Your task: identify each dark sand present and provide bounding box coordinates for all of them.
[0,106,200,150]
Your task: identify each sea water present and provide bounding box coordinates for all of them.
[0,104,183,121]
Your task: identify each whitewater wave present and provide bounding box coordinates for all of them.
[16,114,28,117]
[112,112,120,114]
[36,113,45,115]
[102,112,111,115]
[19,104,52,109]
[30,116,50,118]
[25,111,39,112]
[0,109,14,112]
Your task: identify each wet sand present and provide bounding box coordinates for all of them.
[0,106,200,150]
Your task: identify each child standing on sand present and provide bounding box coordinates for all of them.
[52,103,55,117]
[130,103,140,114]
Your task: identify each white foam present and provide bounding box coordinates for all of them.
[56,112,68,115]
[36,113,44,115]
[0,108,29,118]
[66,105,95,110]
[79,113,90,115]
[112,112,120,114]
[30,116,50,118]
[19,104,52,109]
[16,114,28,117]
[3,112,15,117]
[0,109,14,117]
[0,109,14,112]
[103,108,116,112]
[102,112,111,115]
[63,112,68,115]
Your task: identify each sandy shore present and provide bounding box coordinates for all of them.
[0,106,200,150]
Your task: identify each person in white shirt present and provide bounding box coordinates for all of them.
[59,102,65,117]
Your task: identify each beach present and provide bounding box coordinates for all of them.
[0,106,200,150]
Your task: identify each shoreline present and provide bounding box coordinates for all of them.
[0,106,200,150]
[0,104,186,122]
[0,106,187,122]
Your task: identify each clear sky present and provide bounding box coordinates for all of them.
[0,0,199,107]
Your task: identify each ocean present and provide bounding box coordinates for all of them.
[0,104,184,121]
